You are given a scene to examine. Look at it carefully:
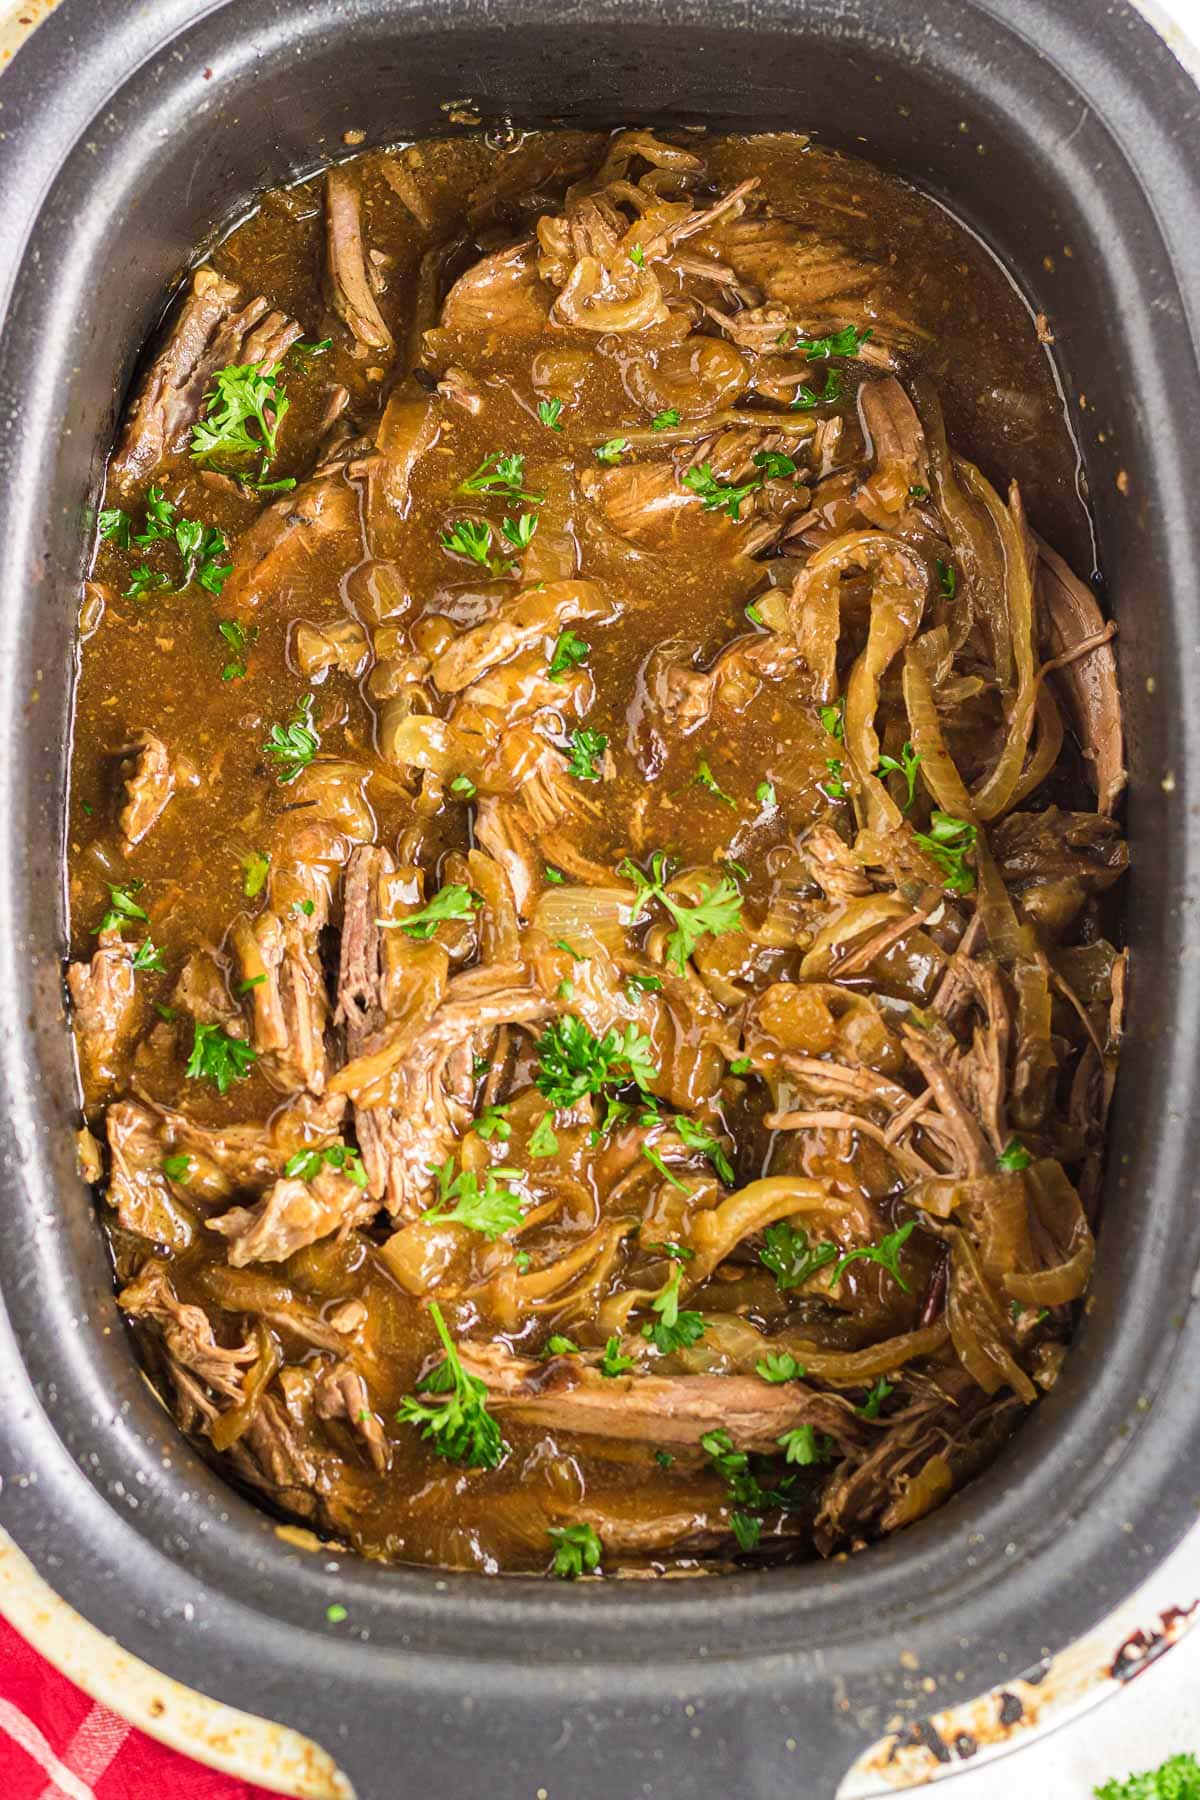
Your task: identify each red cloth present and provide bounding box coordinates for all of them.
[0,1614,284,1798]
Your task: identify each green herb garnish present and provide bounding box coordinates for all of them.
[781,324,873,361]
[756,1351,805,1384]
[537,397,564,431]
[759,1221,839,1292]
[421,1157,524,1239]
[641,1265,706,1354]
[547,1522,602,1579]
[791,368,844,410]
[651,408,681,431]
[185,1021,258,1094]
[566,728,607,782]
[600,1336,636,1378]
[997,1137,1033,1172]
[547,629,590,681]
[595,437,630,464]
[830,1220,917,1293]
[777,1424,835,1465]
[190,361,290,484]
[620,851,743,975]
[396,1300,506,1468]
[528,1112,559,1158]
[459,451,543,504]
[262,694,319,784]
[535,1014,657,1107]
[694,758,736,809]
[682,461,762,521]
[875,741,922,810]
[913,812,978,893]
[381,883,480,940]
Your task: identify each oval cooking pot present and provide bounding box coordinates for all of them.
[0,2,1198,1795]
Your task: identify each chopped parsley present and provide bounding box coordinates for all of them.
[98,880,148,932]
[475,1104,512,1143]
[599,1335,636,1378]
[440,518,511,576]
[241,850,270,899]
[422,1157,524,1239]
[936,558,958,600]
[909,483,929,500]
[819,697,846,741]
[875,740,922,810]
[730,1512,763,1551]
[651,407,681,431]
[547,629,590,681]
[997,1137,1033,1172]
[283,1143,367,1188]
[162,1154,191,1182]
[830,1220,917,1293]
[1094,1753,1200,1799]
[500,511,538,551]
[781,323,873,361]
[545,1335,579,1356]
[756,1351,805,1384]
[756,779,776,808]
[791,368,844,410]
[543,865,565,885]
[396,1300,506,1468]
[537,397,564,431]
[547,1522,602,1579]
[759,1221,839,1292]
[778,1424,836,1466]
[913,811,978,893]
[190,360,290,485]
[745,601,765,626]
[629,243,646,267]
[566,728,607,781]
[459,451,543,504]
[382,883,481,940]
[125,567,172,601]
[752,449,799,480]
[528,1112,559,1158]
[219,618,249,680]
[131,940,165,973]
[185,1021,258,1094]
[98,506,132,548]
[641,1143,690,1193]
[450,774,477,800]
[535,1014,657,1107]
[673,1115,735,1184]
[262,694,319,784]
[682,461,762,521]
[291,337,333,359]
[694,757,736,809]
[858,1377,895,1419]
[625,972,663,996]
[620,850,743,975]
[821,758,848,801]
[594,437,630,464]
[641,1265,706,1354]
[655,1448,675,1469]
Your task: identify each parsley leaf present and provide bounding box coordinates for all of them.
[421,1157,524,1238]
[620,851,743,975]
[858,1377,895,1419]
[756,779,776,808]
[651,408,681,431]
[475,1103,512,1143]
[599,1335,636,1378]
[595,437,630,464]
[535,1015,658,1107]
[537,397,564,431]
[396,1301,506,1468]
[381,883,480,940]
[791,368,844,410]
[543,865,565,885]
[545,1334,579,1356]
[125,567,171,601]
[694,757,736,809]
[936,557,958,600]
[819,698,845,742]
[284,1143,367,1188]
[566,728,607,781]
[759,1221,839,1292]
[629,243,646,267]
[625,972,662,996]
[98,880,148,932]
[673,1115,735,1184]
[778,1424,836,1466]
[162,1154,191,1181]
[997,1136,1033,1172]
[781,323,873,361]
[131,940,165,973]
[547,1522,602,1578]
[459,451,543,504]
[830,1220,917,1293]
[262,694,319,784]
[682,461,762,521]
[99,506,132,548]
[641,1266,706,1354]
[450,773,477,800]
[913,811,978,893]
[821,759,848,801]
[641,1143,690,1193]
[241,850,270,899]
[875,740,922,810]
[756,1351,805,1384]
[752,449,799,480]
[730,1512,763,1551]
[190,360,290,481]
[547,629,590,681]
[1094,1752,1200,1799]
[440,518,512,575]
[502,512,539,552]
[528,1112,559,1158]
[185,1021,258,1094]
